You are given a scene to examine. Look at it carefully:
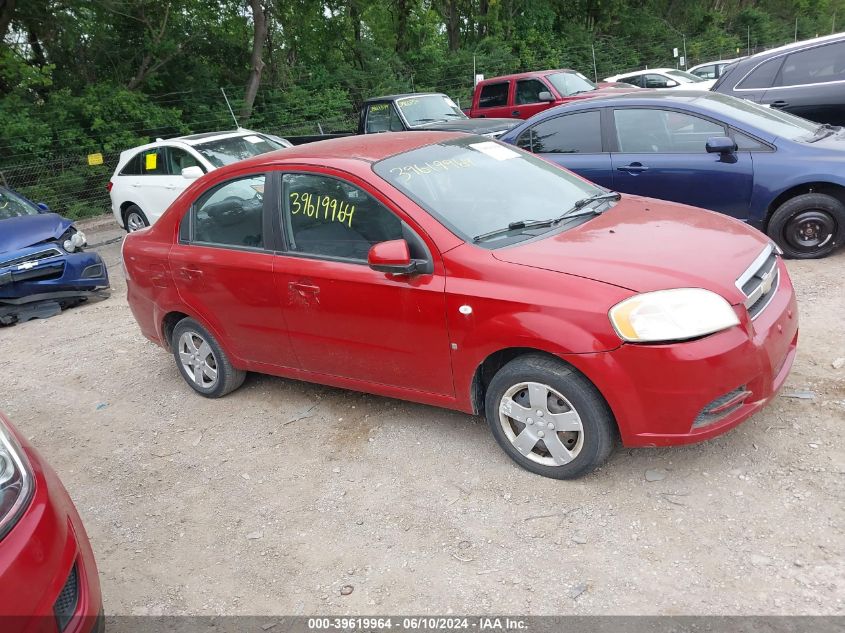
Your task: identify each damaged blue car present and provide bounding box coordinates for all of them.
[0,187,109,325]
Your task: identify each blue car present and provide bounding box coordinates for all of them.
[501,90,845,258]
[0,187,109,325]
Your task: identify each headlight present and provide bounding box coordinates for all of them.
[61,228,86,252]
[609,288,740,343]
[0,420,34,540]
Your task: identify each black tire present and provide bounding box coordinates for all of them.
[766,193,845,259]
[484,354,616,479]
[123,204,149,232]
[171,317,245,398]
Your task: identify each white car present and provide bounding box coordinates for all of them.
[108,129,292,231]
[604,68,716,91]
[688,58,743,80]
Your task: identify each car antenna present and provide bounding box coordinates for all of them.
[221,88,243,131]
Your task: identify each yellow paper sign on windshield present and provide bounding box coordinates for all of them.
[145,153,157,170]
[87,153,103,166]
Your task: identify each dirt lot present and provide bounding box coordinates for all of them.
[1,217,843,616]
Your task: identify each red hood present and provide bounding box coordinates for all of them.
[492,196,770,304]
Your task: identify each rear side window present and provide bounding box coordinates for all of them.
[191,175,265,249]
[478,82,509,108]
[737,58,783,89]
[517,111,602,154]
[515,79,548,105]
[120,153,142,175]
[777,41,845,86]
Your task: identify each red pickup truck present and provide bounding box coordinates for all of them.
[468,69,635,120]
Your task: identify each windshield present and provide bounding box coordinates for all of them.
[396,95,467,127]
[699,93,820,140]
[0,188,40,220]
[193,133,286,168]
[373,136,602,246]
[666,69,705,83]
[546,71,597,96]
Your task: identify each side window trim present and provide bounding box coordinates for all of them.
[183,172,272,253]
[607,106,728,154]
[275,169,433,270]
[729,127,775,152]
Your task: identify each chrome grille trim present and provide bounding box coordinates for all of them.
[0,246,63,269]
[736,244,779,320]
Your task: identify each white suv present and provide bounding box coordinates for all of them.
[108,129,292,231]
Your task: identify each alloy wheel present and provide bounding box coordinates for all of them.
[178,331,219,389]
[498,381,584,467]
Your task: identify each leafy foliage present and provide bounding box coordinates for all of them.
[1,0,843,218]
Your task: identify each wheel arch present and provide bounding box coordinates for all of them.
[765,182,845,229]
[160,310,190,351]
[470,347,593,416]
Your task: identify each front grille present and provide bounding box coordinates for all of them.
[692,385,750,429]
[54,563,79,632]
[736,245,779,320]
[0,246,62,270]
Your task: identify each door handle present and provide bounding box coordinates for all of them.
[770,100,789,109]
[289,282,320,294]
[178,267,203,280]
[616,163,649,174]
[512,110,520,116]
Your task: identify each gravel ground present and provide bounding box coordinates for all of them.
[1,217,843,616]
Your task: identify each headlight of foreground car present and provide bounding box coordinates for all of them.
[0,420,34,539]
[609,288,740,343]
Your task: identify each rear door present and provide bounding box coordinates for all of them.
[513,109,613,188]
[474,81,512,118]
[169,171,296,367]
[762,39,845,125]
[609,107,755,219]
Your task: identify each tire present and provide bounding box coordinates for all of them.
[484,354,616,479]
[767,193,845,259]
[123,204,149,232]
[171,318,245,398]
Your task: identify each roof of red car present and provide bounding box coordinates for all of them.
[479,69,576,83]
[241,131,464,167]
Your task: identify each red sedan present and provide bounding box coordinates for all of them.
[123,132,798,479]
[0,412,103,632]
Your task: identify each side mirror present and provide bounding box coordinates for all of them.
[181,166,204,180]
[367,239,418,275]
[665,80,679,87]
[36,202,50,213]
[706,136,737,154]
[538,91,555,102]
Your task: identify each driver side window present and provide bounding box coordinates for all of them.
[282,174,403,262]
[191,175,266,249]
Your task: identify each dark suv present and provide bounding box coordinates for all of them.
[712,33,845,125]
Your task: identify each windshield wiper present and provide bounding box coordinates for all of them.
[807,123,841,142]
[473,192,621,243]
[473,218,558,243]
[554,191,621,221]
[414,118,449,124]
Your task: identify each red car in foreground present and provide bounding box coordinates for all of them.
[0,412,103,632]
[123,132,798,479]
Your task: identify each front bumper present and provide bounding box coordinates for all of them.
[0,251,109,301]
[0,419,103,633]
[568,258,798,446]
